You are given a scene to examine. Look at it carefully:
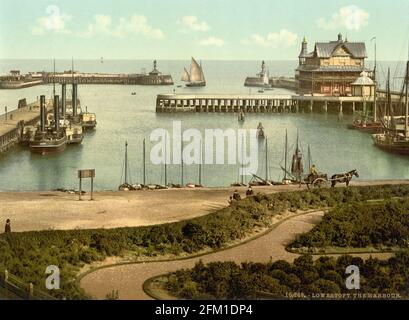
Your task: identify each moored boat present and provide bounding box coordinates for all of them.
[29,95,68,155]
[29,133,67,155]
[373,61,409,154]
[81,110,97,130]
[256,122,265,139]
[350,119,383,133]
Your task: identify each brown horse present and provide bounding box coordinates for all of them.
[331,169,359,188]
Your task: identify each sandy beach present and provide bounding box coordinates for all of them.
[0,180,408,232]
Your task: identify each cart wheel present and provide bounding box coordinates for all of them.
[313,178,328,189]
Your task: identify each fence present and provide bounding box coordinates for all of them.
[0,269,57,300]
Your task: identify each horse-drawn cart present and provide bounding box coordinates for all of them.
[303,169,359,189]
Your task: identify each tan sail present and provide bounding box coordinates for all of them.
[181,67,190,82]
[190,57,205,83]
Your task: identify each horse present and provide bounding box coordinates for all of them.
[331,169,359,188]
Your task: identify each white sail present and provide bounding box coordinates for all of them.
[181,67,190,82]
[190,57,205,83]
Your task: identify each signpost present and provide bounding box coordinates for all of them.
[78,169,95,201]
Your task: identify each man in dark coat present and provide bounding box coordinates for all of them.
[246,186,254,196]
[4,219,11,233]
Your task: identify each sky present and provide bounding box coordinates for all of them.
[0,0,409,60]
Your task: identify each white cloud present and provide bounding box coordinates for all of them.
[241,29,298,47]
[317,5,370,31]
[80,14,164,39]
[198,37,225,47]
[31,5,71,35]
[178,16,209,32]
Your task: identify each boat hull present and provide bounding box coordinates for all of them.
[349,122,383,133]
[373,141,409,155]
[186,82,206,87]
[29,136,67,155]
[67,134,83,144]
[82,122,97,130]
[373,134,409,155]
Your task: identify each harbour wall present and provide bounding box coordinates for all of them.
[270,77,298,91]
[0,80,44,89]
[0,73,174,89]
[0,99,52,154]
[44,73,174,86]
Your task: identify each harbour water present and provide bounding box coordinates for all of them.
[0,59,409,191]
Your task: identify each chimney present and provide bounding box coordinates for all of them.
[72,83,77,117]
[61,83,66,117]
[54,95,60,132]
[40,95,46,132]
[338,33,343,42]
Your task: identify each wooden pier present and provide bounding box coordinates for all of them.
[0,98,52,153]
[156,92,406,115]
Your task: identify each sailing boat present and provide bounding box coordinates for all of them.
[119,141,133,190]
[249,137,273,186]
[187,140,204,188]
[291,132,304,182]
[279,131,304,184]
[181,57,206,87]
[373,60,409,155]
[350,41,382,133]
[231,135,247,187]
[280,130,292,184]
[256,122,265,139]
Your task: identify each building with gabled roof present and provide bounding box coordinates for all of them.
[296,33,370,96]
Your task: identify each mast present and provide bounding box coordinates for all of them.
[405,59,409,138]
[284,130,288,180]
[265,137,268,181]
[387,68,392,129]
[181,131,184,186]
[296,130,299,153]
[71,57,74,84]
[124,141,128,184]
[53,59,56,97]
[241,136,244,185]
[143,138,146,185]
[164,134,168,186]
[198,139,202,185]
[307,145,311,171]
[372,37,377,122]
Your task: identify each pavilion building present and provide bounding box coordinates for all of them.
[296,33,369,96]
